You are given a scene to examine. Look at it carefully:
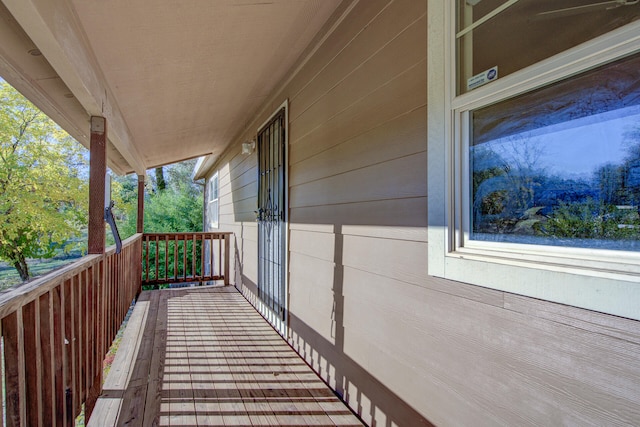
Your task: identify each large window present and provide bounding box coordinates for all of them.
[427,0,640,320]
[469,53,640,252]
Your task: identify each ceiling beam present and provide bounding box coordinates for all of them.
[1,0,146,175]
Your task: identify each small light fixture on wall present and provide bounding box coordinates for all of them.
[242,140,255,155]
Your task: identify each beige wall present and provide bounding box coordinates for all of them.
[205,0,640,425]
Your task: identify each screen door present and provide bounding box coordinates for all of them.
[257,108,286,319]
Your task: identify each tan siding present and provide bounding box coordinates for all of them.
[289,107,427,186]
[290,13,426,129]
[291,152,427,208]
[290,197,427,233]
[202,0,640,426]
[289,59,427,164]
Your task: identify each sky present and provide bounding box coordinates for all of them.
[481,105,640,179]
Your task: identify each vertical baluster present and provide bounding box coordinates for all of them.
[200,234,205,280]
[209,234,214,280]
[145,235,150,283]
[63,279,73,425]
[174,235,178,282]
[154,235,159,283]
[224,234,230,286]
[52,286,65,426]
[73,275,82,414]
[87,266,94,394]
[183,235,187,281]
[164,236,169,282]
[81,270,89,404]
[39,292,55,426]
[66,277,78,420]
[87,260,104,419]
[0,322,4,426]
[23,300,42,426]
[218,235,222,281]
[192,234,197,281]
[3,311,23,427]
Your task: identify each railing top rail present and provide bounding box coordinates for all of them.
[0,233,143,319]
[143,232,232,237]
[106,233,143,256]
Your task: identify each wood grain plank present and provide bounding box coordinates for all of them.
[165,289,197,426]
[72,274,81,418]
[116,295,156,426]
[189,293,227,426]
[89,287,368,426]
[63,279,73,425]
[3,311,21,427]
[142,290,167,427]
[39,292,55,427]
[23,300,41,427]
[51,286,65,427]
[81,269,89,402]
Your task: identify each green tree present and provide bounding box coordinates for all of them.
[0,81,87,280]
[115,159,203,236]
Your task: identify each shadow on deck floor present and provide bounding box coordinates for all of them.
[88,285,364,427]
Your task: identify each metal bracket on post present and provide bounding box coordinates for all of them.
[104,173,122,254]
[105,201,122,254]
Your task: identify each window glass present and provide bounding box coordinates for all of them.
[470,52,640,251]
[208,173,219,228]
[457,0,640,94]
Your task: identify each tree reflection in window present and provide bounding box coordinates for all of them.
[470,53,640,251]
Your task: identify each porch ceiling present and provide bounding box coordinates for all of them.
[0,0,341,175]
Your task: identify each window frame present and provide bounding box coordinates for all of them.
[208,171,219,229]
[427,0,640,321]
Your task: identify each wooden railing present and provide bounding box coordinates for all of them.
[142,232,231,287]
[0,234,143,426]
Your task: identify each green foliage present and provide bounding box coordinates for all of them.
[110,160,203,286]
[541,200,640,240]
[142,187,203,232]
[0,81,87,280]
[113,160,203,237]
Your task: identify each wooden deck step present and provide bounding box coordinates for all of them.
[88,285,363,427]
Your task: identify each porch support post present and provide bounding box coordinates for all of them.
[137,174,145,233]
[88,116,107,254]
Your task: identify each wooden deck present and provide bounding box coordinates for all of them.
[88,285,363,426]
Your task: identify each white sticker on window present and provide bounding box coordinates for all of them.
[467,66,498,91]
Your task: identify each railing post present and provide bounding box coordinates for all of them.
[88,117,106,255]
[224,233,230,286]
[137,175,145,234]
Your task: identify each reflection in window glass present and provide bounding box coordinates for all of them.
[457,0,640,94]
[470,53,640,251]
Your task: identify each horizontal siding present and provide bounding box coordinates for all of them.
[289,59,427,164]
[202,0,640,426]
[290,152,427,208]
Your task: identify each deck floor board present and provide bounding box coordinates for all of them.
[89,285,363,427]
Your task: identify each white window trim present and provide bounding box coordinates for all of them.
[427,0,640,321]
[208,171,219,229]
